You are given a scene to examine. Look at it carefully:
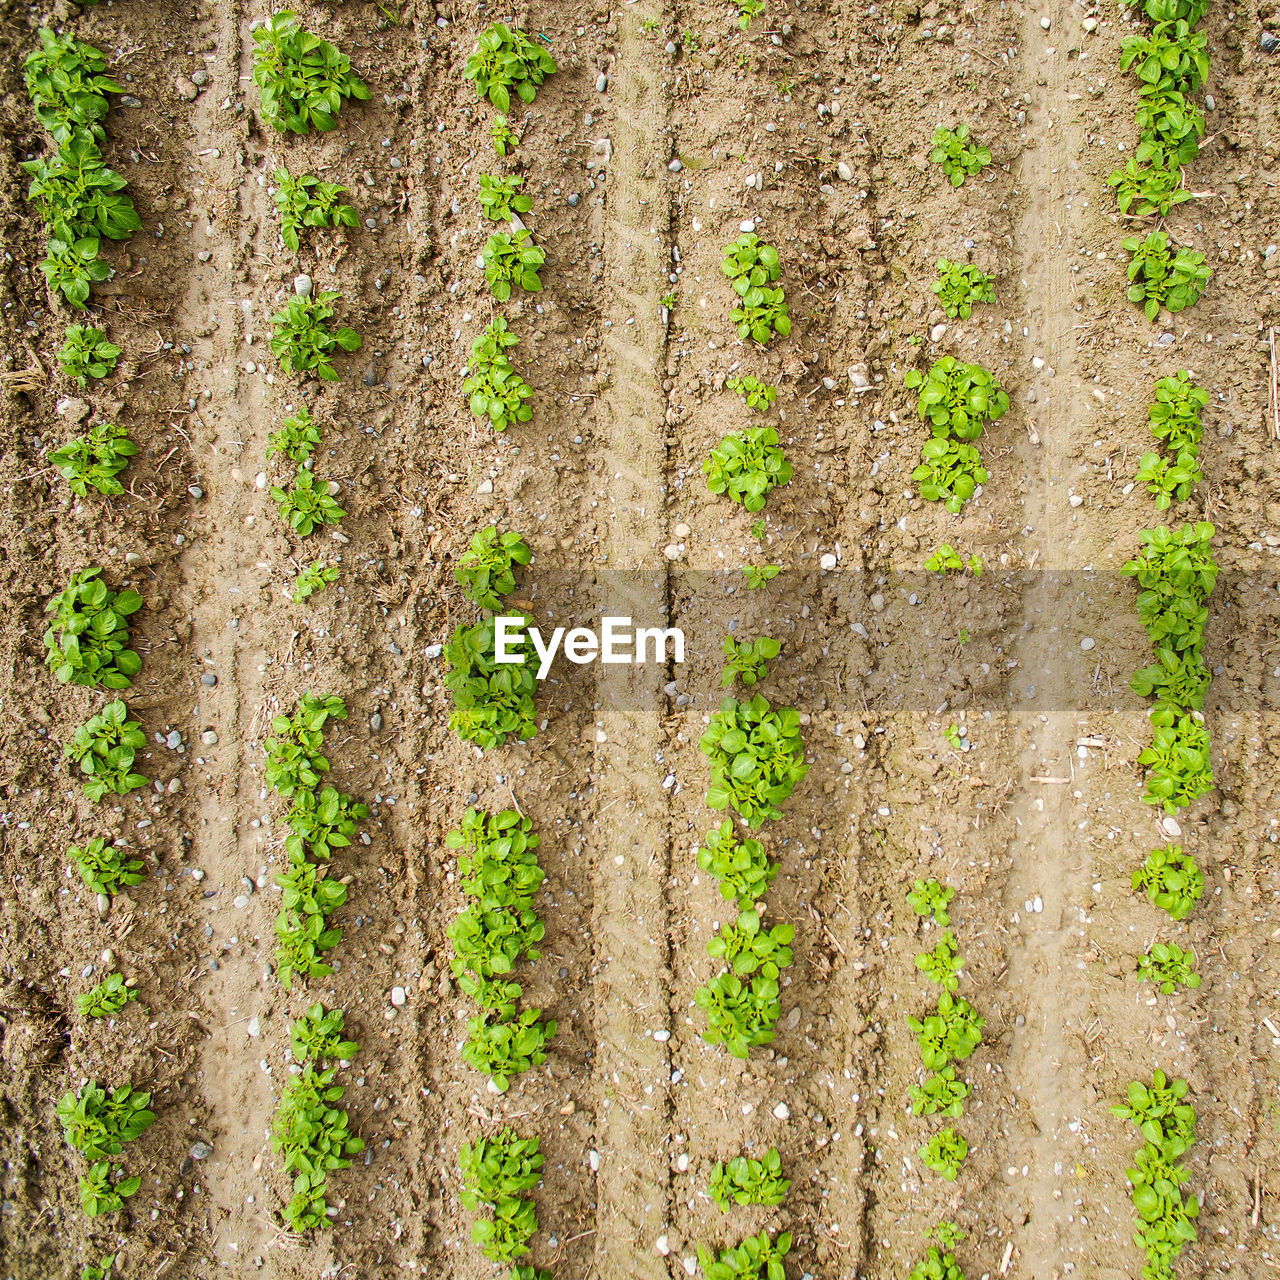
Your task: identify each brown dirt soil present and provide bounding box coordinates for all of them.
[1,0,1279,1277]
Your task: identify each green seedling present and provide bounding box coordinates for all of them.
[271,466,347,536]
[471,1192,538,1262]
[1137,941,1201,994]
[482,229,545,300]
[910,990,984,1070]
[68,836,143,898]
[456,525,531,610]
[58,324,120,385]
[491,114,519,156]
[909,877,955,925]
[451,809,545,913]
[274,863,347,987]
[273,167,358,251]
[464,22,557,113]
[77,972,137,1018]
[909,1245,966,1280]
[286,785,368,862]
[944,724,964,751]
[1122,521,1217,656]
[931,259,995,319]
[721,634,781,688]
[1148,371,1206,453]
[444,614,539,750]
[463,1008,556,1092]
[919,1127,968,1180]
[1122,231,1212,321]
[291,1002,360,1063]
[742,564,780,588]
[914,438,989,513]
[464,317,534,433]
[731,285,790,345]
[1126,1138,1199,1274]
[704,427,792,512]
[726,374,776,411]
[708,1147,789,1210]
[1131,648,1210,722]
[1111,1069,1196,1156]
[270,290,362,381]
[909,1065,972,1118]
[916,929,963,991]
[44,567,142,689]
[80,1256,116,1280]
[1135,448,1202,509]
[460,1129,543,1207]
[268,406,323,463]
[478,173,532,222]
[660,290,677,311]
[928,1222,967,1250]
[684,29,703,53]
[697,820,777,907]
[722,234,781,297]
[1122,0,1211,21]
[23,133,141,242]
[66,699,147,800]
[252,12,370,134]
[24,28,122,144]
[1135,85,1204,166]
[40,229,112,308]
[700,694,808,828]
[737,0,767,28]
[930,124,991,186]
[78,1161,140,1217]
[1138,713,1213,812]
[448,900,545,980]
[1120,19,1209,95]
[1133,844,1203,920]
[707,907,795,979]
[265,692,347,796]
[294,558,338,603]
[1108,151,1192,219]
[50,420,135,496]
[906,357,1009,441]
[696,970,781,1057]
[697,1229,792,1280]
[58,1080,154,1162]
[925,543,982,575]
[750,519,767,540]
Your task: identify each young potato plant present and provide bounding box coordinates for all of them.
[268,406,323,463]
[270,291,362,381]
[726,374,776,412]
[456,526,532,611]
[906,357,1009,442]
[695,970,781,1058]
[708,1147,789,1210]
[57,1080,154,1216]
[77,971,137,1019]
[1137,941,1201,994]
[462,1008,556,1092]
[704,427,792,512]
[41,229,111,308]
[464,23,558,113]
[908,877,955,926]
[290,1002,360,1064]
[930,124,991,186]
[451,809,545,912]
[722,234,791,344]
[1148,371,1206,453]
[69,836,143,898]
[706,907,794,980]
[23,133,141,243]
[742,564,780,589]
[1122,522,1217,656]
[1135,448,1202,509]
[491,114,519,155]
[58,325,120,385]
[482,229,545,300]
[700,694,808,828]
[908,1065,972,1119]
[294,558,339,604]
[721,634,780,688]
[50,420,135,496]
[909,1245,966,1280]
[1133,843,1204,920]
[265,692,348,796]
[460,1130,543,1208]
[252,12,370,135]
[78,1160,141,1217]
[925,544,982,576]
[24,28,122,144]
[919,1127,968,1181]
[915,929,963,991]
[1120,20,1209,94]
[80,1256,116,1280]
[909,990,984,1071]
[449,904,545,981]
[914,438,989,515]
[271,466,347,536]
[931,259,995,319]
[270,1064,364,1231]
[1138,713,1213,812]
[44,567,142,689]
[1107,152,1192,219]
[737,0,767,28]
[1134,86,1204,165]
[66,699,148,800]
[285,785,368,862]
[1130,648,1209,720]
[1122,231,1211,321]
[696,820,777,907]
[275,858,347,987]
[444,614,539,750]
[464,317,535,433]
[478,173,532,222]
[273,167,357,252]
[697,1229,792,1280]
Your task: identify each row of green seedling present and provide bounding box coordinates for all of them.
[1113,0,1214,318]
[906,879,983,1183]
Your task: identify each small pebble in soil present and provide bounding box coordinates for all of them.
[189,485,204,499]
[772,1102,790,1120]
[190,1141,212,1160]
[201,672,218,686]
[1080,637,1096,651]
[390,986,406,1007]
[202,730,218,746]
[294,273,312,296]
[1262,31,1280,53]
[371,712,383,731]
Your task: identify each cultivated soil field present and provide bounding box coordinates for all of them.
[2,0,1280,1277]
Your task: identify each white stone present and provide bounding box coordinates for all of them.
[390,985,406,1008]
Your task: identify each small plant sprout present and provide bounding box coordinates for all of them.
[291,1002,360,1063]
[1149,371,1207,453]
[708,1148,789,1210]
[460,1129,544,1208]
[1138,713,1214,811]
[910,990,984,1070]
[721,635,781,688]
[464,23,558,113]
[270,290,362,381]
[1133,844,1204,920]
[482,229,546,300]
[698,1230,792,1280]
[700,694,808,828]
[58,325,120,385]
[66,701,148,800]
[286,785,369,862]
[696,819,777,907]
[81,1256,116,1280]
[726,373,777,411]
[478,173,533,222]
[463,317,534,432]
[268,406,323,463]
[1135,448,1203,509]
[44,567,142,689]
[916,929,963,991]
[909,1065,972,1118]
[913,438,989,514]
[737,0,767,29]
[906,357,1010,441]
[77,972,137,1018]
[929,1222,967,1251]
[660,290,677,311]
[1122,231,1212,321]
[456,526,532,610]
[252,12,370,135]
[919,1127,969,1180]
[444,614,539,750]
[1135,84,1204,164]
[930,124,991,186]
[24,28,122,144]
[490,114,519,155]
[931,259,995,319]
[908,877,955,926]
[57,1080,154,1216]
[1108,152,1193,218]
[943,723,964,751]
[50,420,135,497]
[293,559,338,604]
[1120,19,1209,95]
[696,970,782,1057]
[683,29,702,52]
[265,692,348,796]
[271,467,347,536]
[273,167,358,251]
[23,133,140,243]
[750,519,767,540]
[742,563,780,588]
[704,427,793,512]
[40,230,112,308]
[925,543,983,576]
[462,1007,556,1093]
[1137,941,1201,994]
[706,908,795,979]
[68,836,144,897]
